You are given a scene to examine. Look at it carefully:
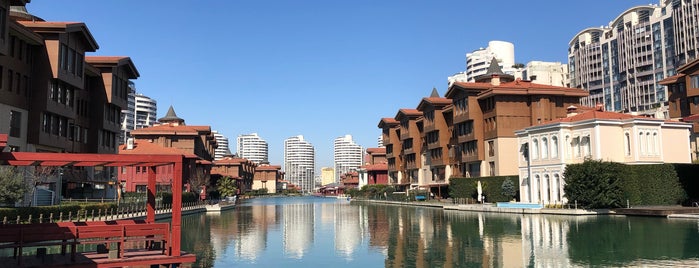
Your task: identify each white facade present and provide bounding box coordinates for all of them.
[120,82,157,144]
[284,135,315,193]
[515,109,692,205]
[333,134,363,182]
[237,133,269,164]
[522,61,569,87]
[211,130,231,161]
[568,1,699,116]
[464,40,520,82]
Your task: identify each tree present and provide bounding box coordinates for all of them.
[501,179,517,201]
[216,176,237,198]
[0,166,28,205]
[563,159,625,209]
[188,168,210,193]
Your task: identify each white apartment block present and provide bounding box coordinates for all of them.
[569,0,699,117]
[120,82,157,144]
[212,130,231,161]
[237,133,269,164]
[522,61,569,87]
[333,134,363,182]
[284,135,315,193]
[449,40,527,86]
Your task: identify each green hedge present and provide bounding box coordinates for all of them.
[672,163,699,205]
[565,160,688,208]
[449,176,519,202]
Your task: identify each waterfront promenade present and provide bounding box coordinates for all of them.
[353,199,699,219]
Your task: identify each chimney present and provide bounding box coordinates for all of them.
[126,138,135,150]
[595,103,604,111]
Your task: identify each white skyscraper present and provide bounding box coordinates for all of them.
[237,133,269,164]
[212,131,231,161]
[120,82,157,144]
[333,134,363,182]
[284,135,315,193]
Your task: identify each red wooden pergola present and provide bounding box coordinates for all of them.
[0,134,195,266]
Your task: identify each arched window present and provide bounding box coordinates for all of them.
[542,137,549,159]
[639,132,645,155]
[532,139,539,159]
[573,137,580,157]
[551,136,559,158]
[565,135,571,159]
[582,136,591,157]
[554,174,562,202]
[544,174,551,204]
[624,132,631,156]
[652,132,658,155]
[646,132,652,155]
[535,175,541,202]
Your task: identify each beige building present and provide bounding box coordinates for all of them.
[515,106,692,204]
[320,167,335,186]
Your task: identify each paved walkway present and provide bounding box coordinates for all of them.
[354,199,699,219]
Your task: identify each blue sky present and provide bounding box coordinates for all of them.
[29,0,654,170]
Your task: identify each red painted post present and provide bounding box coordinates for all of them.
[147,166,156,224]
[171,159,183,256]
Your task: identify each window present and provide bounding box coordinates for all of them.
[542,137,549,159]
[551,136,559,158]
[582,136,591,157]
[573,137,580,157]
[624,132,631,156]
[488,140,495,157]
[532,139,539,159]
[639,132,645,155]
[9,111,21,138]
[691,75,699,88]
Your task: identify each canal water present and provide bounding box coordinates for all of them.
[181,196,699,268]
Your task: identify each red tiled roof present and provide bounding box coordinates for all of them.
[378,118,399,128]
[214,157,250,165]
[682,114,699,122]
[450,79,588,99]
[659,74,685,85]
[366,147,386,154]
[131,124,201,136]
[256,165,281,171]
[85,56,129,63]
[417,97,452,111]
[119,141,197,158]
[542,110,659,125]
[365,163,387,171]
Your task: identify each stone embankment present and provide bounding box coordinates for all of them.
[355,199,699,219]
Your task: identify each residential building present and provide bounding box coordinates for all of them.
[568,1,699,116]
[380,59,588,194]
[416,88,452,196]
[237,133,269,164]
[449,40,521,84]
[378,117,401,187]
[119,106,217,193]
[0,3,139,202]
[253,163,283,193]
[357,147,388,188]
[320,167,335,186]
[660,58,699,160]
[333,134,363,182]
[211,156,255,195]
[212,130,231,161]
[521,61,569,87]
[120,83,157,144]
[284,135,315,193]
[515,105,692,204]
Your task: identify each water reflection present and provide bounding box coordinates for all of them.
[178,197,699,268]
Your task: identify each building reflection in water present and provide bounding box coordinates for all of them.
[185,199,699,267]
[283,203,314,259]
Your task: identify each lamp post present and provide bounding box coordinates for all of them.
[57,167,63,205]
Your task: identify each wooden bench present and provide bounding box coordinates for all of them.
[0,223,77,265]
[122,223,170,256]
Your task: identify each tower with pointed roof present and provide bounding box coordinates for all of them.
[158,105,185,126]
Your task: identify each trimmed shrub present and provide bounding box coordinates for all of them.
[449,176,519,202]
